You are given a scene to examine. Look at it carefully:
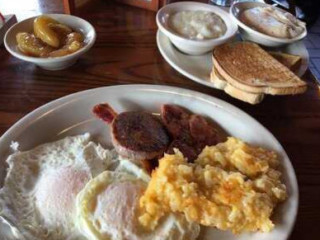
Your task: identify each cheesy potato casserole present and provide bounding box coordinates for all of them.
[139,137,287,233]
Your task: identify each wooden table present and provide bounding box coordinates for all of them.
[0,0,319,239]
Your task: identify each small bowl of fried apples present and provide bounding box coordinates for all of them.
[4,14,96,70]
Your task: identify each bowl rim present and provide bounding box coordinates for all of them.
[230,1,307,44]
[4,13,96,63]
[156,1,238,46]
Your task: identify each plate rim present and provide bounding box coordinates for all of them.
[0,84,299,240]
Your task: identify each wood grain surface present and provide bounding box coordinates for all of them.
[0,0,320,239]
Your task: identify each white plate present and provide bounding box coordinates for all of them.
[157,30,309,90]
[0,85,298,240]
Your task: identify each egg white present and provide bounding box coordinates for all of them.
[76,160,200,240]
[0,133,118,240]
[115,159,151,182]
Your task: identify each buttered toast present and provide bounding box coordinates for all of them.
[212,42,307,95]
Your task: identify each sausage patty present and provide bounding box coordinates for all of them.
[93,103,170,161]
[112,111,170,161]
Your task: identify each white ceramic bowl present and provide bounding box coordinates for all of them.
[4,14,96,71]
[230,1,307,47]
[156,2,238,55]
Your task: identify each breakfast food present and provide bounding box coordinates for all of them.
[210,51,303,104]
[161,104,222,161]
[0,134,117,240]
[169,10,227,40]
[0,132,200,240]
[139,137,287,233]
[93,103,170,162]
[0,104,290,239]
[211,42,307,104]
[211,67,265,104]
[269,51,302,73]
[93,103,223,163]
[16,15,84,57]
[16,32,54,57]
[213,42,307,94]
[34,16,69,48]
[76,160,200,240]
[240,6,305,38]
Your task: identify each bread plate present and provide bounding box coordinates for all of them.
[157,30,309,90]
[0,84,298,240]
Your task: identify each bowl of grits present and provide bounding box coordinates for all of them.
[156,1,238,55]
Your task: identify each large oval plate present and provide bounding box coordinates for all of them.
[0,85,298,240]
[157,30,309,89]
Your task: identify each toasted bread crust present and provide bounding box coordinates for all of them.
[210,69,227,90]
[212,42,307,95]
[210,68,264,104]
[224,84,264,104]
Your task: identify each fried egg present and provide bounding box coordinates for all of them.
[0,133,118,240]
[76,159,200,240]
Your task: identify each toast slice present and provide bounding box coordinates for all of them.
[210,67,264,104]
[268,51,302,73]
[209,50,302,104]
[210,67,227,90]
[212,42,307,95]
